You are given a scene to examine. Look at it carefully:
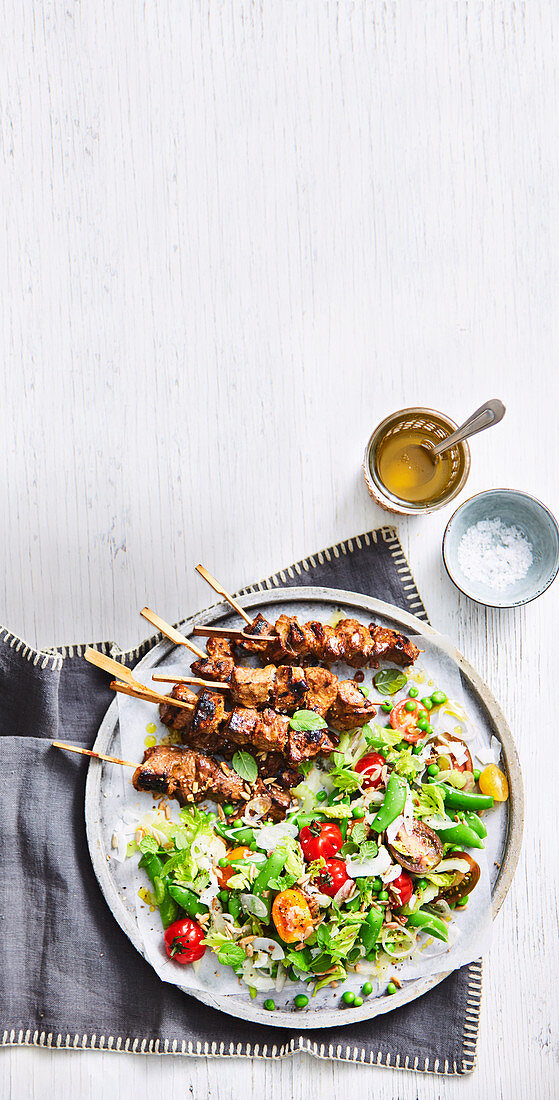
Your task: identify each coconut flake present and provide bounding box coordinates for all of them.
[381,862,403,885]
[346,843,392,880]
[252,937,285,961]
[199,869,221,906]
[255,820,298,852]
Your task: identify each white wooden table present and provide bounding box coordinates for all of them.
[1,3,557,1097]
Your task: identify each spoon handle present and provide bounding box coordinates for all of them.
[430,399,506,457]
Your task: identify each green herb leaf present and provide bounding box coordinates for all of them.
[373,669,408,696]
[313,964,347,994]
[216,943,246,969]
[298,760,313,777]
[357,840,378,861]
[289,709,328,732]
[231,750,258,784]
[285,949,311,972]
[329,766,361,792]
[138,835,160,855]
[349,821,368,845]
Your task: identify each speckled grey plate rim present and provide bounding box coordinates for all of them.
[85,587,523,1031]
[442,488,559,608]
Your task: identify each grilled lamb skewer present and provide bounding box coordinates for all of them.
[159,685,340,763]
[133,744,294,820]
[186,660,374,728]
[193,615,419,669]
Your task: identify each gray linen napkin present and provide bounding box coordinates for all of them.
[0,527,481,1074]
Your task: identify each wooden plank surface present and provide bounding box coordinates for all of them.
[1,2,558,1097]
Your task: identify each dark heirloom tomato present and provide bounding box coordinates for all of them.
[440,852,481,903]
[164,917,206,963]
[387,819,443,874]
[389,871,414,908]
[355,751,386,789]
[389,700,423,743]
[315,857,350,898]
[299,821,343,861]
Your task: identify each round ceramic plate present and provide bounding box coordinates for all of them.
[85,587,523,1029]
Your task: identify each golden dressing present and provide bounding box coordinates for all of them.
[376,428,454,504]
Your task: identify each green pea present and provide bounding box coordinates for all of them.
[405,700,417,712]
[372,877,382,893]
[415,878,428,891]
[379,889,389,901]
[218,889,229,904]
[264,999,275,1011]
[408,687,419,698]
[234,819,243,828]
[381,701,393,713]
[223,804,235,816]
[352,804,364,818]
[353,996,364,1007]
[342,991,355,1005]
[386,982,397,995]
[427,764,440,778]
[218,858,229,868]
[316,789,328,802]
[421,697,433,711]
[412,742,425,755]
[425,723,434,735]
[417,718,429,732]
[431,691,447,705]
[362,982,373,996]
[473,768,481,782]
[294,994,309,1008]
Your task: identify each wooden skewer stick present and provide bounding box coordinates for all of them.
[110,679,194,710]
[195,565,252,626]
[85,646,186,708]
[192,625,276,644]
[53,740,137,768]
[84,646,139,684]
[140,607,206,660]
[152,673,230,691]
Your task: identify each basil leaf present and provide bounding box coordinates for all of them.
[138,835,160,855]
[231,750,258,784]
[217,944,246,969]
[289,709,327,732]
[373,669,408,696]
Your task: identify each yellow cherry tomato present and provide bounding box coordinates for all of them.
[272,889,313,943]
[479,764,509,801]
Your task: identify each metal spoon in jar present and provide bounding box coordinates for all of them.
[422,399,506,461]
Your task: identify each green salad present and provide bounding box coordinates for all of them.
[130,686,503,1009]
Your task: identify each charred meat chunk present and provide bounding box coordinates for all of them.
[241,613,277,655]
[303,667,339,716]
[287,724,338,764]
[224,706,290,754]
[159,683,196,732]
[335,619,373,668]
[133,744,245,805]
[328,679,377,732]
[270,666,308,713]
[229,664,275,708]
[183,689,227,752]
[369,624,420,668]
[257,750,300,791]
[305,621,344,663]
[250,778,293,822]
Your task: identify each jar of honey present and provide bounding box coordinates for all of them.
[363,408,471,515]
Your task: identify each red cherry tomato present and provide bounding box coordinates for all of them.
[163,917,206,964]
[354,751,386,789]
[299,821,343,862]
[315,857,350,898]
[389,871,414,908]
[389,700,423,743]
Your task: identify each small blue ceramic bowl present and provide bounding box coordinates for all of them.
[443,489,559,607]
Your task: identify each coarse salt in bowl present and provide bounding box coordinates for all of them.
[442,489,559,608]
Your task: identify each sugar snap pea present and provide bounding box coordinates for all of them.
[438,784,494,811]
[405,909,449,942]
[370,774,407,833]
